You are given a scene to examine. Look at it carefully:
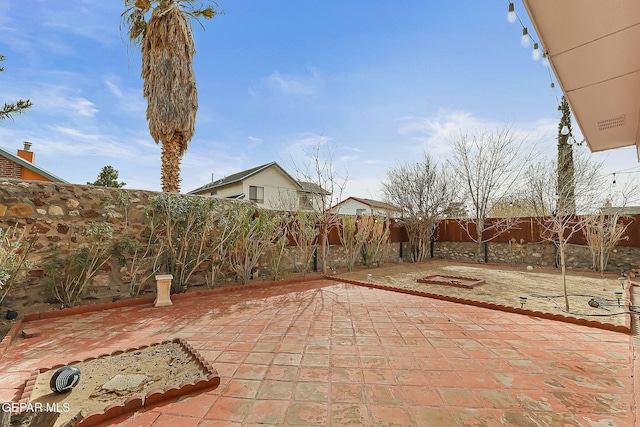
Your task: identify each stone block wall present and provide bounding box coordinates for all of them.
[433,240,639,272]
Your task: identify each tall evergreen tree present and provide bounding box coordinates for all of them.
[557,97,576,215]
[89,166,126,188]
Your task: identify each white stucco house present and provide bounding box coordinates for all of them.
[330,197,402,218]
[188,162,330,211]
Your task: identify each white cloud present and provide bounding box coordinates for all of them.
[259,69,322,97]
[33,87,98,118]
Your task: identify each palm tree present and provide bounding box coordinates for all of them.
[122,0,219,193]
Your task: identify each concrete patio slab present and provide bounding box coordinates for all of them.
[0,279,635,426]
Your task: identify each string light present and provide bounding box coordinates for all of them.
[532,42,541,61]
[521,27,530,48]
[507,2,516,23]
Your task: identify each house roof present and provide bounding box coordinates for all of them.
[298,181,331,196]
[522,1,640,160]
[0,146,68,183]
[188,161,330,195]
[331,196,401,212]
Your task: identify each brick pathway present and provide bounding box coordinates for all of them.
[0,279,635,426]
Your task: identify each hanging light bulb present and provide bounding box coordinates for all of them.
[542,52,550,67]
[521,28,530,48]
[532,43,541,61]
[507,2,516,23]
[561,125,569,135]
[550,82,555,89]
[567,135,575,145]
[613,173,617,184]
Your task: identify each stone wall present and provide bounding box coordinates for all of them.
[433,240,640,272]
[0,179,157,310]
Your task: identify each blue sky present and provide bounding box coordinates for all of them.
[1,1,638,200]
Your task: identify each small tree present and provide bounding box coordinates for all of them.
[448,126,534,261]
[382,154,450,262]
[285,210,320,275]
[583,184,638,275]
[89,166,126,188]
[148,193,234,291]
[359,215,391,267]
[0,55,32,123]
[0,225,35,306]
[228,207,282,284]
[44,222,113,307]
[287,141,346,274]
[528,151,604,311]
[338,215,363,271]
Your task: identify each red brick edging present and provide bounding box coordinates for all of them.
[0,320,22,359]
[15,338,220,427]
[417,274,485,289]
[327,276,632,334]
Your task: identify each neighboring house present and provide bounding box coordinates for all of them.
[330,197,402,218]
[188,162,330,211]
[600,201,640,216]
[0,142,67,183]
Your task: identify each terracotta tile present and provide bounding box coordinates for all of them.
[285,401,328,425]
[220,379,261,398]
[144,413,200,427]
[331,383,365,403]
[331,367,364,383]
[234,364,268,380]
[243,352,275,365]
[399,385,443,406]
[437,387,483,408]
[294,381,329,402]
[300,353,330,368]
[243,399,289,425]
[298,366,330,382]
[362,368,396,384]
[256,380,295,400]
[159,392,217,417]
[205,396,253,422]
[330,403,370,425]
[364,384,405,406]
[475,389,520,409]
[368,405,414,426]
[272,352,302,366]
[450,407,503,427]
[265,365,298,381]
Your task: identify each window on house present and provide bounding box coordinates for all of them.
[356,209,366,216]
[249,186,264,203]
[299,194,313,209]
[210,190,218,196]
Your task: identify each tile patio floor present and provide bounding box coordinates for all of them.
[0,279,636,426]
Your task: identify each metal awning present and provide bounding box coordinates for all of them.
[522,0,640,161]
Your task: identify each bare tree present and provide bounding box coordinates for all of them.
[530,151,604,310]
[583,181,639,275]
[448,126,534,261]
[382,154,451,262]
[287,141,347,274]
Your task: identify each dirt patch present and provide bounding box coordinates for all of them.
[336,260,631,327]
[28,341,207,426]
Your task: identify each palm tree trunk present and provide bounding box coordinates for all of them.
[161,134,183,193]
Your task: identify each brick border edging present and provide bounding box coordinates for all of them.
[0,320,22,359]
[417,274,485,289]
[1,275,325,362]
[14,338,220,427]
[327,276,632,334]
